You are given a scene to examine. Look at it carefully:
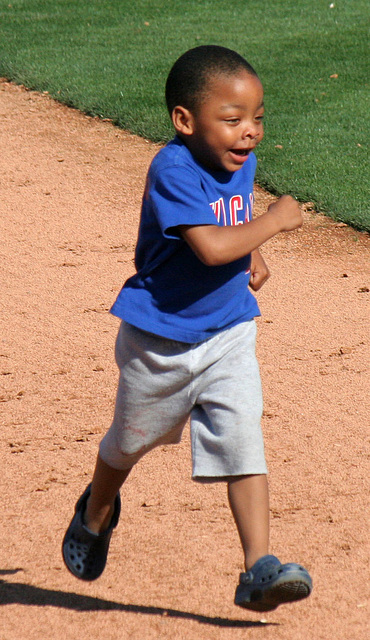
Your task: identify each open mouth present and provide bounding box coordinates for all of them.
[231,148,251,157]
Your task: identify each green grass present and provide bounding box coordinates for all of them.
[0,0,369,230]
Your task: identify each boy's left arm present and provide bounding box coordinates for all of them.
[249,249,270,291]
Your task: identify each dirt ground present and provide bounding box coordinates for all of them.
[0,78,369,640]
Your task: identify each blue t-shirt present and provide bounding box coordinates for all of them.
[111,136,260,342]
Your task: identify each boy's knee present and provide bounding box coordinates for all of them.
[99,435,148,470]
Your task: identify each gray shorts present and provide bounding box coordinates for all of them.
[99,320,267,480]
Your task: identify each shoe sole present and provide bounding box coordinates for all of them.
[235,574,312,612]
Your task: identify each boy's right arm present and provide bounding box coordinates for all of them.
[179,195,302,266]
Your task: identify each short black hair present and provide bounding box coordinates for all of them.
[165,45,258,116]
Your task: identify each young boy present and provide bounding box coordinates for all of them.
[62,45,312,612]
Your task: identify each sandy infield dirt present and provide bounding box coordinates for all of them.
[0,79,369,640]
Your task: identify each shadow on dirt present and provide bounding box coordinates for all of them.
[0,569,23,576]
[0,577,278,628]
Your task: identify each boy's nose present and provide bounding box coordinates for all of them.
[242,125,259,140]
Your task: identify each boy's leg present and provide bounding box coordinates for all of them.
[84,454,131,534]
[189,323,312,609]
[229,474,312,612]
[62,323,193,581]
[228,473,269,571]
[62,454,130,581]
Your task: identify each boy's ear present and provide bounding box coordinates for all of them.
[171,106,195,136]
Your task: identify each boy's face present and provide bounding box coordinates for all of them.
[183,71,264,173]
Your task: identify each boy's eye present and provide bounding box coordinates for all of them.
[225,118,240,125]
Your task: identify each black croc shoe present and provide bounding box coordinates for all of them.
[62,484,121,581]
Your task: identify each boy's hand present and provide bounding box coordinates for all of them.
[249,249,270,291]
[267,195,303,232]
